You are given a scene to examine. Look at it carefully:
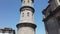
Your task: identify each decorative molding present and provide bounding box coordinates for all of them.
[16,23,37,29]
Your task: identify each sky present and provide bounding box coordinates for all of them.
[0,0,48,34]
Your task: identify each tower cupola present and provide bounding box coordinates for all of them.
[16,0,37,34]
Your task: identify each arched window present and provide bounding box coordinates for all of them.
[28,0,29,3]
[27,12,29,16]
[23,0,25,3]
[31,0,34,3]
[22,13,24,17]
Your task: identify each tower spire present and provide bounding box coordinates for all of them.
[16,0,37,34]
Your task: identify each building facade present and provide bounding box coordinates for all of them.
[42,0,60,34]
[16,0,37,34]
[0,28,15,34]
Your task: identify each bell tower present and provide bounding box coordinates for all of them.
[16,0,37,34]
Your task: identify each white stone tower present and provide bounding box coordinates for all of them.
[16,0,37,34]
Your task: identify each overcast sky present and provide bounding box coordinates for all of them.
[0,0,48,34]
